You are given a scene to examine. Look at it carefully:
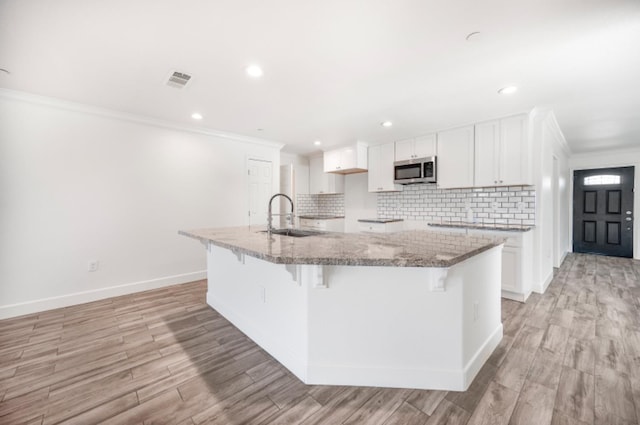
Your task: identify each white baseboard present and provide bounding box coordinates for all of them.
[501,289,528,303]
[209,291,503,391]
[206,292,307,381]
[306,324,503,391]
[462,324,503,390]
[0,271,207,320]
[306,361,463,391]
[556,250,568,268]
[532,270,554,294]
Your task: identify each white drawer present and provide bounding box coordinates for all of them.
[299,218,345,232]
[358,221,404,233]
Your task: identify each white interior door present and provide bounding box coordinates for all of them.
[248,159,273,226]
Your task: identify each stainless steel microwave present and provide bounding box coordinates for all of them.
[393,156,437,184]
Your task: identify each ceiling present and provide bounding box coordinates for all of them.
[1,0,639,155]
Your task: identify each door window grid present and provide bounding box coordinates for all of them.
[584,175,620,185]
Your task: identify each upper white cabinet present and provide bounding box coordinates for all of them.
[500,114,531,185]
[474,114,531,187]
[323,141,368,174]
[474,120,500,187]
[310,155,344,194]
[368,142,403,192]
[395,134,437,161]
[436,125,475,189]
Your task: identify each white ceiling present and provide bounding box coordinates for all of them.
[1,0,639,155]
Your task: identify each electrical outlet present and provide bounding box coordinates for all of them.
[491,201,499,211]
[517,202,526,212]
[88,260,99,272]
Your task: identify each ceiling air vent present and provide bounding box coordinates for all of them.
[166,70,192,88]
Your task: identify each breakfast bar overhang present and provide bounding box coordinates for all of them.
[180,227,504,391]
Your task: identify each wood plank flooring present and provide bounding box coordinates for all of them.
[1,253,639,424]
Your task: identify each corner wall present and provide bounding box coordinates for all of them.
[530,109,571,292]
[0,91,281,318]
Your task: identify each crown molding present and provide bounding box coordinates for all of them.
[530,107,572,156]
[570,145,640,159]
[0,88,285,150]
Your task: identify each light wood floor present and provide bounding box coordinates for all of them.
[1,253,640,424]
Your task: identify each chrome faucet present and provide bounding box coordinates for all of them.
[267,193,294,235]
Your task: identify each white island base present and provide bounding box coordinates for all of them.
[205,243,503,391]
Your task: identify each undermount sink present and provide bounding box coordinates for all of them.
[260,228,323,238]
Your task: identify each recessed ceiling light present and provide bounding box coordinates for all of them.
[381,121,393,128]
[191,112,203,120]
[246,65,263,78]
[314,140,322,146]
[498,86,518,95]
[465,32,481,41]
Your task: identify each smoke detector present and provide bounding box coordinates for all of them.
[165,70,193,89]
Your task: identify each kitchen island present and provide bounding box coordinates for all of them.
[180,226,504,391]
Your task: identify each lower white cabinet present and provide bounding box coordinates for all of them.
[357,220,404,233]
[299,218,345,232]
[427,226,533,302]
[470,229,533,302]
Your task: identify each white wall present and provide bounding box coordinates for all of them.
[530,109,571,293]
[569,148,640,260]
[280,152,310,196]
[0,91,281,318]
[344,173,377,233]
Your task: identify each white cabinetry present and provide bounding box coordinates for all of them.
[428,226,533,302]
[323,142,368,174]
[309,156,344,194]
[474,120,500,187]
[368,143,403,192]
[299,218,345,232]
[357,220,404,233]
[500,114,531,185]
[474,114,531,187]
[436,126,474,189]
[471,229,533,302]
[395,134,437,161]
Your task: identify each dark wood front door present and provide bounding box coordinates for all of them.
[573,167,634,258]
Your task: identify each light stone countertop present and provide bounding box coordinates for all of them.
[428,223,534,232]
[297,215,345,220]
[357,218,404,223]
[179,226,504,268]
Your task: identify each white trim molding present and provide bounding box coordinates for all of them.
[0,271,207,320]
[0,88,284,150]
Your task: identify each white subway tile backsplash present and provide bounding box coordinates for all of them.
[377,185,536,225]
[296,193,345,216]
